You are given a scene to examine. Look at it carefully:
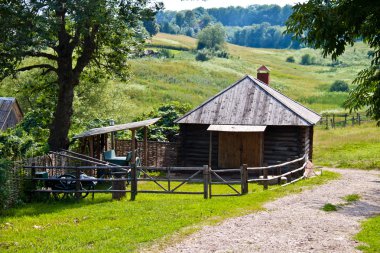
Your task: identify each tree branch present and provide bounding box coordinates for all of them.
[24,51,58,61]
[17,64,57,73]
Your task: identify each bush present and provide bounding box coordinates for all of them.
[286,56,295,63]
[300,54,316,65]
[195,49,212,61]
[0,159,11,210]
[330,80,349,92]
[158,49,174,58]
[215,49,229,59]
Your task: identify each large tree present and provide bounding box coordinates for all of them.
[286,0,380,124]
[0,0,162,150]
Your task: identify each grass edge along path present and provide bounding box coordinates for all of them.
[0,171,339,253]
[355,215,380,253]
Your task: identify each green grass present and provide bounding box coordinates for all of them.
[322,203,338,212]
[0,171,339,252]
[1,33,371,123]
[343,194,361,202]
[355,215,380,253]
[314,122,380,170]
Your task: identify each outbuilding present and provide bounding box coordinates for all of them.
[175,66,321,169]
[0,97,23,131]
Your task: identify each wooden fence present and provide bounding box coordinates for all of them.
[23,152,308,201]
[317,112,372,129]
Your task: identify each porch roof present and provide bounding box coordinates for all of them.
[74,118,160,139]
[207,125,266,132]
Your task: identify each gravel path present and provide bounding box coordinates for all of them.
[160,169,380,253]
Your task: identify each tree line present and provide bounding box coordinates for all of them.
[155,5,301,49]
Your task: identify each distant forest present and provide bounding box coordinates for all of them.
[154,5,301,49]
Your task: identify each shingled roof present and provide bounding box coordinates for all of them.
[0,97,23,131]
[175,75,321,126]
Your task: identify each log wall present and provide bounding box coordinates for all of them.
[263,126,310,165]
[115,140,177,167]
[178,124,218,167]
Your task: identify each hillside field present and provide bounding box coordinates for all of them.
[0,33,378,169]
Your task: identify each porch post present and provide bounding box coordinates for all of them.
[208,132,212,168]
[144,126,148,166]
[131,129,137,201]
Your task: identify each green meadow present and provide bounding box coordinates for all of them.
[0,172,338,252]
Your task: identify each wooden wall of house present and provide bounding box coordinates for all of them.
[178,124,218,167]
[4,110,20,129]
[264,126,313,165]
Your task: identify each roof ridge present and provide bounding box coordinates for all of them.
[246,75,320,125]
[174,75,250,123]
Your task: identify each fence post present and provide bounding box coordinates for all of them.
[352,116,355,126]
[263,168,268,190]
[344,114,347,127]
[203,165,209,199]
[241,164,248,195]
[130,163,137,201]
[357,113,361,125]
[332,114,335,128]
[75,167,81,199]
[325,115,329,129]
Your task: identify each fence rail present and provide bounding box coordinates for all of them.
[318,112,372,129]
[21,151,310,202]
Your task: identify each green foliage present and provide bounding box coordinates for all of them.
[300,54,316,65]
[322,203,338,212]
[286,56,295,63]
[355,215,380,253]
[0,159,12,210]
[0,171,338,252]
[134,102,192,142]
[343,194,360,202]
[0,0,163,150]
[286,0,380,124]
[158,49,175,58]
[195,49,212,62]
[330,80,349,92]
[231,22,301,49]
[197,24,226,50]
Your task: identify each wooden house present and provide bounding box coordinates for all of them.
[0,97,23,131]
[175,66,321,169]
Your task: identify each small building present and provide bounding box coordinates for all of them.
[175,66,321,169]
[0,97,23,131]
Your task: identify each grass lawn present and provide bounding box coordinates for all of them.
[355,215,380,253]
[314,122,380,170]
[0,171,339,252]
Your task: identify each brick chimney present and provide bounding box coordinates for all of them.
[257,65,270,85]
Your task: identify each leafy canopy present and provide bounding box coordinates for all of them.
[286,0,380,124]
[0,0,162,80]
[0,0,163,150]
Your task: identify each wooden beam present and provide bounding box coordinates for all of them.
[144,126,148,166]
[131,129,137,200]
[208,132,212,167]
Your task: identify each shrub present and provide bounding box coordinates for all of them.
[300,53,316,65]
[195,49,212,61]
[215,49,229,59]
[0,159,11,210]
[330,80,349,92]
[159,49,174,58]
[286,56,295,63]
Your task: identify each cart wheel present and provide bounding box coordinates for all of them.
[52,174,77,200]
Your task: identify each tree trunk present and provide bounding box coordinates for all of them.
[48,78,76,151]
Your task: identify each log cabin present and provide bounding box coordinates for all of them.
[175,66,321,169]
[0,97,23,131]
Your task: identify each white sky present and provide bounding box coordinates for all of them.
[161,0,307,11]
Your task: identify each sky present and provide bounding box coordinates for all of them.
[161,0,307,11]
